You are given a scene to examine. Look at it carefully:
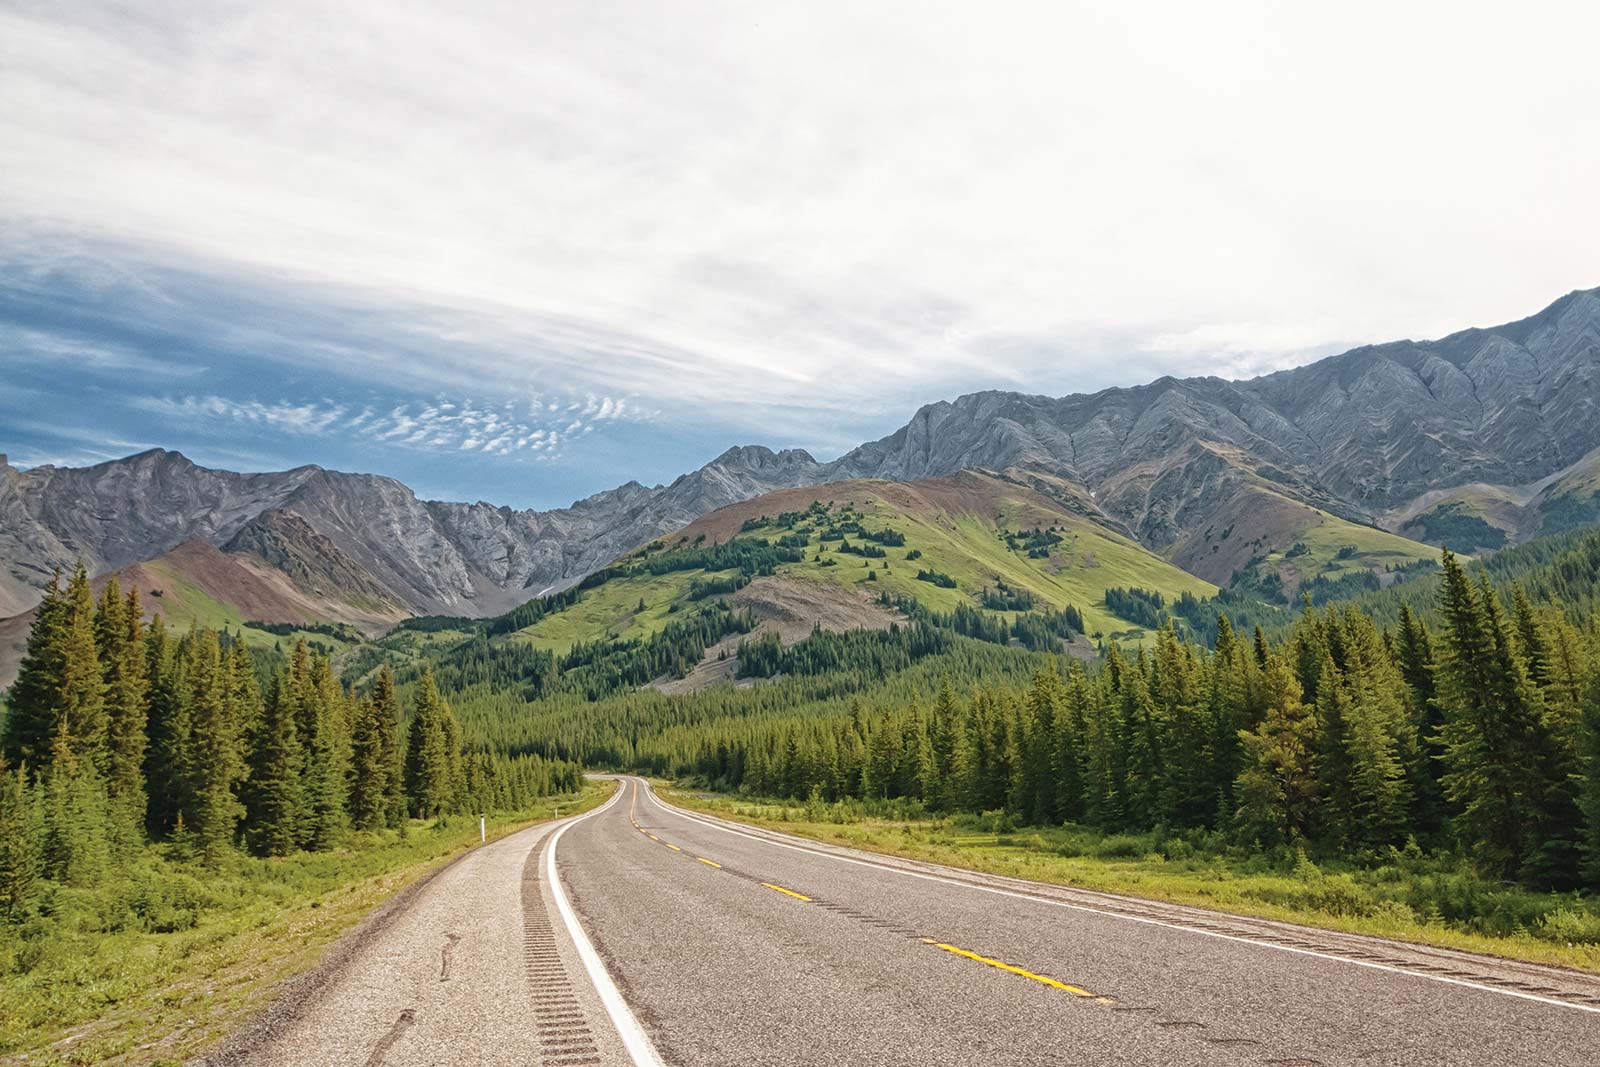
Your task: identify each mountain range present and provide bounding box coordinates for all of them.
[3,285,1598,651]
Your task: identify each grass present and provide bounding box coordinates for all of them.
[1242,509,1437,598]
[512,570,706,654]
[773,499,1215,638]
[0,782,614,1066]
[506,491,1218,655]
[661,787,1600,974]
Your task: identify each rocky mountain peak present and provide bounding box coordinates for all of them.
[3,286,1597,625]
[710,444,819,470]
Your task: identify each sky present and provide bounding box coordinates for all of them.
[2,1,1597,508]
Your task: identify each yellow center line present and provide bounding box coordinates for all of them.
[665,843,682,851]
[922,939,1096,998]
[760,882,812,902]
[647,834,659,841]
[696,857,722,868]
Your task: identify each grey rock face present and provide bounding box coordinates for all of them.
[0,444,826,619]
[3,288,1597,617]
[826,287,1600,549]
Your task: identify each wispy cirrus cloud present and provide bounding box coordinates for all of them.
[131,391,647,461]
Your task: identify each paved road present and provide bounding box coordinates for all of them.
[556,777,1600,1067]
[225,777,1600,1066]
[219,788,640,1067]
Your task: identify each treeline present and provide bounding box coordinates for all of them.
[0,566,581,917]
[672,551,1600,890]
[880,592,1084,651]
[736,623,953,680]
[393,601,755,705]
[1104,586,1165,629]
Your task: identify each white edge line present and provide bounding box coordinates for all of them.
[548,781,668,1066]
[637,779,1600,1017]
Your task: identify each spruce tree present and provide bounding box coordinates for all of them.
[1581,678,1600,888]
[0,760,39,921]
[1235,656,1318,844]
[404,667,459,818]
[349,695,391,832]
[1435,553,1548,876]
[1394,603,1445,838]
[372,666,405,826]
[55,563,107,769]
[245,673,305,856]
[98,584,149,841]
[3,573,66,772]
[302,654,351,848]
[3,565,107,774]
[187,634,248,862]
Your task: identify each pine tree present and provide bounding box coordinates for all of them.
[55,564,107,769]
[245,672,305,856]
[1581,676,1600,888]
[302,653,351,848]
[38,733,111,886]
[372,666,405,826]
[1394,603,1445,838]
[1118,665,1160,829]
[1,572,65,771]
[1435,554,1548,877]
[98,584,149,842]
[404,667,459,818]
[0,760,40,921]
[349,694,391,831]
[3,564,106,774]
[188,635,249,862]
[143,618,195,838]
[1235,656,1318,844]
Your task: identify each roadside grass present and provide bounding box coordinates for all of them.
[0,782,613,1067]
[661,787,1600,974]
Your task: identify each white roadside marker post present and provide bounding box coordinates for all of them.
[479,814,485,843]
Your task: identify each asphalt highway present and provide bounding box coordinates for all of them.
[227,777,1600,1066]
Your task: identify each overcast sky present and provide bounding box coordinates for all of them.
[2,1,1596,507]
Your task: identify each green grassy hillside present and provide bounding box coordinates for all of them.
[505,472,1217,655]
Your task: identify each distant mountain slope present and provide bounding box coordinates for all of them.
[0,539,377,689]
[827,288,1600,561]
[0,444,825,620]
[1,286,1596,628]
[497,471,1217,685]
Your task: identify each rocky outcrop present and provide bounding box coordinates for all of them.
[0,444,826,619]
[2,287,1597,619]
[827,287,1600,552]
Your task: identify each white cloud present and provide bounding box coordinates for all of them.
[128,390,642,462]
[2,1,1597,447]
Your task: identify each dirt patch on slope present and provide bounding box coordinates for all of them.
[647,576,901,695]
[731,574,898,643]
[128,539,316,623]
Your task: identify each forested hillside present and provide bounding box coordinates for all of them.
[657,553,1593,874]
[0,564,579,912]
